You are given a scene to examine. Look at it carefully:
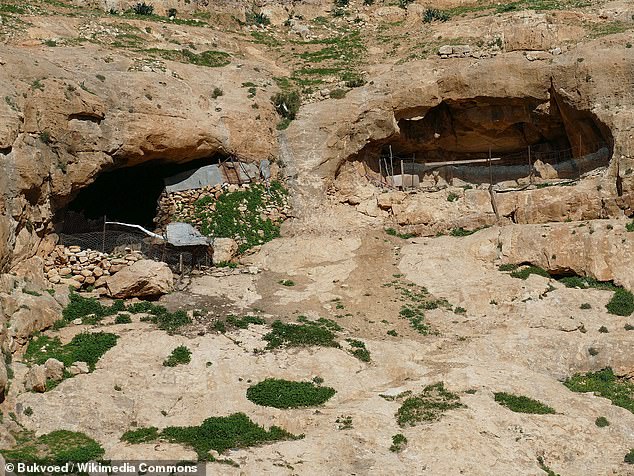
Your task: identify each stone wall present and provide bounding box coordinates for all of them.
[44,245,143,293]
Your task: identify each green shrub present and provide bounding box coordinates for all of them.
[163,345,192,367]
[346,339,370,362]
[558,275,618,291]
[279,279,295,287]
[606,289,634,316]
[246,9,270,25]
[272,91,301,120]
[145,48,231,68]
[25,332,118,372]
[564,368,634,414]
[396,383,463,427]
[595,416,609,427]
[132,2,153,15]
[389,433,407,452]
[626,449,634,464]
[447,192,459,202]
[246,378,336,408]
[121,427,159,444]
[626,221,634,232]
[211,87,223,98]
[2,430,104,465]
[114,314,132,324]
[263,319,340,349]
[493,392,555,414]
[498,263,518,272]
[510,265,550,280]
[387,329,398,336]
[398,0,414,8]
[128,301,191,332]
[580,303,591,310]
[225,315,266,329]
[423,8,449,23]
[598,325,608,333]
[167,7,177,18]
[130,413,301,459]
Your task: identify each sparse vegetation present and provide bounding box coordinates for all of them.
[122,413,301,460]
[225,315,266,329]
[595,416,609,427]
[396,382,463,427]
[132,2,154,15]
[385,228,416,239]
[509,265,550,280]
[144,49,231,68]
[493,392,555,414]
[389,433,407,452]
[625,449,634,464]
[564,368,634,414]
[606,289,634,316]
[163,345,192,367]
[25,332,118,372]
[211,87,224,99]
[346,339,371,362]
[423,8,449,23]
[246,378,336,408]
[447,192,459,202]
[263,318,341,349]
[279,279,296,287]
[2,430,105,466]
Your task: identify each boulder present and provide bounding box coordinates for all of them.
[44,358,64,381]
[105,260,173,298]
[25,365,47,392]
[212,238,238,265]
[69,361,89,375]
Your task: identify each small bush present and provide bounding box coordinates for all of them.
[39,131,51,144]
[595,416,609,427]
[389,433,407,452]
[272,91,301,120]
[580,303,591,310]
[423,8,449,23]
[396,382,463,427]
[329,88,347,99]
[132,2,153,15]
[625,449,634,464]
[447,192,459,202]
[246,378,336,408]
[625,324,634,331]
[588,347,599,356]
[263,319,340,349]
[114,314,132,324]
[211,87,223,99]
[334,0,349,6]
[121,427,159,444]
[493,392,555,414]
[606,289,634,316]
[498,263,518,272]
[565,369,634,414]
[346,339,371,362]
[163,345,192,367]
[598,326,608,333]
[510,265,550,280]
[225,315,266,329]
[387,329,398,337]
[626,221,634,232]
[167,8,177,18]
[279,279,295,287]
[246,9,270,26]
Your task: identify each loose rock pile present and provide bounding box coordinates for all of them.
[44,245,143,291]
[154,182,292,234]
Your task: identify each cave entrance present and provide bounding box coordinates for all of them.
[55,156,225,234]
[349,91,613,188]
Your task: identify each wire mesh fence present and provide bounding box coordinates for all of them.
[57,221,211,274]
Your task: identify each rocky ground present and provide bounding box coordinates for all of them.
[1,221,633,475]
[1,0,634,474]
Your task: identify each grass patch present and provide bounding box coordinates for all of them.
[396,382,463,427]
[24,332,118,372]
[144,49,230,68]
[191,182,288,254]
[389,433,407,452]
[498,263,518,272]
[163,345,192,367]
[509,265,550,280]
[346,339,371,362]
[606,289,634,316]
[114,314,132,324]
[263,318,340,349]
[225,315,266,329]
[1,430,105,466]
[278,279,295,287]
[385,228,416,239]
[121,427,159,444]
[493,392,555,414]
[246,378,336,408]
[564,368,634,414]
[122,413,301,460]
[558,276,619,291]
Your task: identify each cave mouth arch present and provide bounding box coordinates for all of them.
[55,155,226,233]
[344,91,613,187]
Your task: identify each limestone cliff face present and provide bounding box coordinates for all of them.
[0,45,281,271]
[280,45,634,222]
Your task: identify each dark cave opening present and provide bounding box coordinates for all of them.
[347,91,613,186]
[55,156,224,233]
